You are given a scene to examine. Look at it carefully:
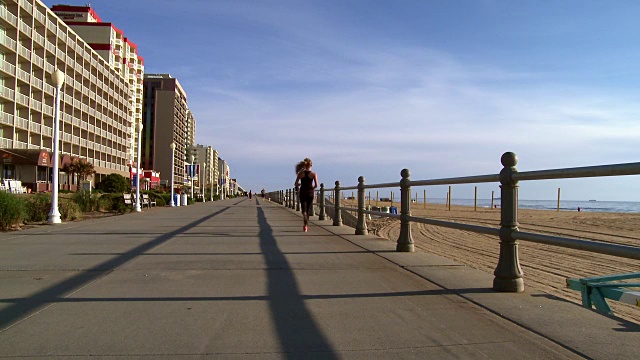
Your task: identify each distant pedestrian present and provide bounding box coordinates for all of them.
[295,158,318,232]
[578,207,581,212]
[249,190,252,199]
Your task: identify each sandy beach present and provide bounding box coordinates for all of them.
[340,199,640,324]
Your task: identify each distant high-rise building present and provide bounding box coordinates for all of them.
[192,144,219,198]
[142,74,189,186]
[50,4,144,166]
[218,158,230,199]
[0,0,132,191]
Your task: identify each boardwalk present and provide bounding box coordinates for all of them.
[0,198,637,359]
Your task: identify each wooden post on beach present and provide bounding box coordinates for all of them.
[376,191,379,206]
[333,181,342,226]
[356,176,367,235]
[424,189,426,209]
[318,183,326,220]
[445,193,449,208]
[557,188,561,212]
[368,191,371,206]
[448,186,452,211]
[391,191,394,207]
[493,152,524,293]
[396,169,414,252]
[351,191,354,200]
[474,186,477,211]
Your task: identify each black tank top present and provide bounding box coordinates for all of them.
[300,171,314,194]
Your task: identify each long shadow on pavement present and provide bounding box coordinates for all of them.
[257,207,339,359]
[0,206,231,331]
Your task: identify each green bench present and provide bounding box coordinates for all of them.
[566,272,640,315]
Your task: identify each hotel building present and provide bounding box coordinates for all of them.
[0,0,131,190]
[192,144,219,198]
[50,4,144,166]
[142,73,190,187]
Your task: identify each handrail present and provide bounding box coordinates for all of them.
[266,151,640,293]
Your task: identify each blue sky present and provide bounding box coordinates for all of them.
[44,0,640,201]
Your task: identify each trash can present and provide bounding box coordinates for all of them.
[181,193,188,206]
[174,194,180,206]
[390,206,398,214]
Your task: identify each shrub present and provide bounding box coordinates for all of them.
[159,193,172,205]
[155,196,166,207]
[96,193,114,212]
[60,200,82,221]
[97,173,131,193]
[0,192,26,231]
[72,190,94,212]
[23,193,51,223]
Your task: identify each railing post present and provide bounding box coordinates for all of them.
[291,188,295,209]
[310,190,316,216]
[333,181,342,226]
[356,176,368,235]
[288,189,292,208]
[318,183,326,220]
[493,152,524,292]
[396,169,414,252]
[295,186,301,211]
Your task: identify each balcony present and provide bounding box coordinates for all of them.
[44,61,54,73]
[14,140,28,149]
[16,68,30,83]
[29,121,41,133]
[42,104,53,116]
[0,111,13,125]
[18,20,31,36]
[17,43,30,60]
[33,32,44,46]
[42,124,52,137]
[16,92,29,107]
[31,99,42,111]
[0,59,15,75]
[45,41,55,53]
[0,35,17,51]
[19,0,33,15]
[34,9,45,24]
[0,7,17,26]
[32,53,44,68]
[15,115,29,130]
[44,83,55,95]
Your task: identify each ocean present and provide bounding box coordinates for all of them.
[424,198,640,213]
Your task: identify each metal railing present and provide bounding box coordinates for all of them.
[267,152,640,293]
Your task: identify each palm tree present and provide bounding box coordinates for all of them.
[75,159,96,181]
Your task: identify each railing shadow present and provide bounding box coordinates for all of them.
[0,206,231,330]
[257,206,339,359]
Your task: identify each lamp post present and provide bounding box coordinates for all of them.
[134,121,143,212]
[190,155,195,200]
[169,142,176,206]
[48,69,65,224]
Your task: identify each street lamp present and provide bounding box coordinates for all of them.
[169,142,176,206]
[48,69,65,224]
[134,121,143,212]
[190,155,195,200]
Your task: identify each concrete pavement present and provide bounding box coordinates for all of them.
[0,197,637,359]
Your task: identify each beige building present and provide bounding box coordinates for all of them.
[142,74,189,187]
[50,4,144,166]
[0,0,131,190]
[192,144,219,199]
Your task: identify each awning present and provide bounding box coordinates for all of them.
[0,149,52,167]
